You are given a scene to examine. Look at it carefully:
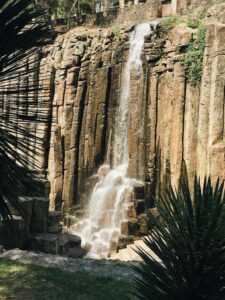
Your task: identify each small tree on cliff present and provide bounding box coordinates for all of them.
[0,0,53,224]
[134,175,225,299]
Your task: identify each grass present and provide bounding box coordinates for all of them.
[0,258,135,300]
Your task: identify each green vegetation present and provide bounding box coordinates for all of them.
[187,17,199,29]
[56,0,91,17]
[199,10,207,19]
[183,23,206,85]
[134,175,225,299]
[160,15,182,34]
[0,258,134,300]
[113,27,122,42]
[159,15,206,86]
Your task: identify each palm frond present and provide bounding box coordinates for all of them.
[0,0,54,225]
[133,175,225,300]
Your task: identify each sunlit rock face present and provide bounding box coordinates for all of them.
[2,4,225,233]
[70,23,151,258]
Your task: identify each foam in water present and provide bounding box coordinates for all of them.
[71,23,151,259]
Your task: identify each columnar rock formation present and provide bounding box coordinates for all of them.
[2,4,225,215]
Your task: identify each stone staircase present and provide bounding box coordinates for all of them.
[0,173,85,258]
[110,238,161,262]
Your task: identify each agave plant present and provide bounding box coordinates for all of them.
[134,176,225,300]
[0,0,53,224]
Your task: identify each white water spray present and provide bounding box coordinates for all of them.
[71,23,150,259]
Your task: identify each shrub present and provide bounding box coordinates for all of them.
[160,16,182,34]
[183,24,206,86]
[133,175,225,300]
[113,27,122,42]
[187,17,199,29]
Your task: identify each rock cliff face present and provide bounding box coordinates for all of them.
[4,4,225,213]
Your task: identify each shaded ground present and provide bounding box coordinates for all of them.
[0,257,137,300]
[0,249,138,281]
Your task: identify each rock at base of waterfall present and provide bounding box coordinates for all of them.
[68,247,85,258]
[118,235,134,250]
[126,203,137,218]
[133,182,145,199]
[149,207,160,218]
[98,165,110,179]
[59,233,85,258]
[110,239,118,253]
[121,220,129,235]
[29,233,59,255]
[137,214,148,235]
[64,214,77,227]
[67,233,82,247]
[148,207,160,227]
[135,199,145,215]
[128,218,139,235]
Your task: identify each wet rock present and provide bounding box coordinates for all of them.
[121,220,129,235]
[126,203,137,218]
[117,235,134,250]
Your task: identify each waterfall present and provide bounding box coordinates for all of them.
[71,23,150,259]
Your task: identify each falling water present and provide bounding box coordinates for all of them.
[71,23,150,259]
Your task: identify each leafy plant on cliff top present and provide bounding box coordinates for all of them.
[160,16,182,35]
[183,23,206,86]
[187,17,199,29]
[0,0,53,225]
[113,26,122,42]
[133,175,225,300]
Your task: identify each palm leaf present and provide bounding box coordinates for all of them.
[0,0,53,225]
[133,175,225,300]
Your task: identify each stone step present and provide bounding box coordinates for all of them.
[118,247,141,262]
[48,211,62,234]
[109,238,161,262]
[30,197,49,233]
[28,232,59,255]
